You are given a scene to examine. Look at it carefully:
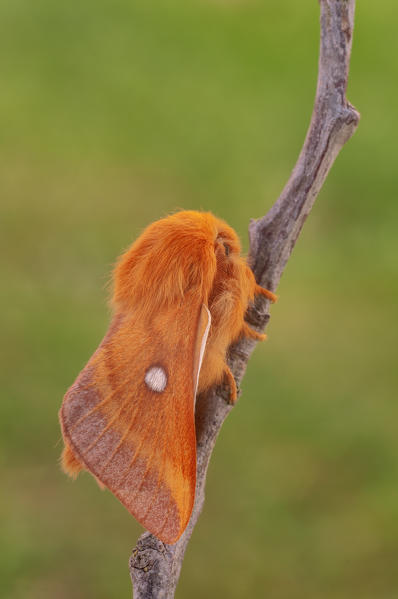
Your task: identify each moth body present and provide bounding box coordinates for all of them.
[59,210,276,543]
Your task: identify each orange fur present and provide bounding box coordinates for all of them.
[59,210,276,542]
[114,211,274,399]
[61,443,82,478]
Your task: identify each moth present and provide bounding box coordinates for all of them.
[59,210,276,544]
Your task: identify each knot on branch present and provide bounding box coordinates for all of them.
[130,533,177,599]
[343,103,361,127]
[130,534,167,573]
[246,299,271,330]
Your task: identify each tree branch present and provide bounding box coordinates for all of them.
[129,1,360,597]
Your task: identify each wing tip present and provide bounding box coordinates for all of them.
[112,475,194,546]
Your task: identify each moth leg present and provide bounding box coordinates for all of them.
[255,284,278,303]
[223,364,238,404]
[241,321,267,342]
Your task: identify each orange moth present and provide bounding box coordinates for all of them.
[59,210,276,544]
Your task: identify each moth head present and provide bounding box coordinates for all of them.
[213,220,241,260]
[212,217,257,305]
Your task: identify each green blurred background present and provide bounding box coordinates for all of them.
[1,0,397,597]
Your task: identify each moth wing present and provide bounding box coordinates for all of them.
[60,302,211,544]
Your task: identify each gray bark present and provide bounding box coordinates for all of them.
[129,1,360,597]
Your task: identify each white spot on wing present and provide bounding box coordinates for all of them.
[145,366,167,393]
[194,305,211,396]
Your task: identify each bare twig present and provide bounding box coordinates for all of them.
[129,2,360,597]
